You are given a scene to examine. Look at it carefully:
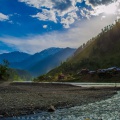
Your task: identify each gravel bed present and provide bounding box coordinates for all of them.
[0,83,118,118]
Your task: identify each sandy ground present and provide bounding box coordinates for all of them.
[0,82,119,117]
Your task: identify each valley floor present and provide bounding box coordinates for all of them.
[0,82,119,118]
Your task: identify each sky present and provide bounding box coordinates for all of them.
[0,0,120,54]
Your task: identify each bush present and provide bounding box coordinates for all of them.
[0,60,10,82]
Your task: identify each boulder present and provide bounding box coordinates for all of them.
[48,105,56,112]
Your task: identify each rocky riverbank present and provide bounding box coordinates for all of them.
[0,82,119,118]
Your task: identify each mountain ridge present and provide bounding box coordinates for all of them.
[10,47,63,69]
[0,51,31,63]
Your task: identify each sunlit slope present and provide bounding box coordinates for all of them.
[48,20,120,76]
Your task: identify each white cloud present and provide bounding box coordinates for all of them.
[19,0,120,28]
[32,9,57,23]
[43,25,48,29]
[61,11,78,28]
[0,13,9,21]
[19,0,54,9]
[19,0,80,28]
[57,5,78,17]
[80,8,92,19]
[89,1,120,16]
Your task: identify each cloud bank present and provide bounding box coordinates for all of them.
[18,0,120,28]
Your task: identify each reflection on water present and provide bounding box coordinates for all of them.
[3,91,120,120]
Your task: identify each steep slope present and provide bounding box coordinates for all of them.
[10,47,62,69]
[46,20,120,79]
[0,51,31,63]
[72,30,120,64]
[28,48,76,76]
[70,20,120,68]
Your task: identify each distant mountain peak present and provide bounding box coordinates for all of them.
[0,51,31,63]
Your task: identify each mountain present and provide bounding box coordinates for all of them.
[10,47,62,69]
[40,19,120,82]
[0,47,76,80]
[0,51,31,63]
[28,47,76,76]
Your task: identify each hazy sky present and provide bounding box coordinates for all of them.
[0,0,120,54]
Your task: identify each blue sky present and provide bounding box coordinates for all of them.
[0,0,120,54]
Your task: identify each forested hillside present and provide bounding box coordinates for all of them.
[0,60,32,83]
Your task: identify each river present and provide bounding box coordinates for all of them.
[12,81,120,87]
[2,83,120,120]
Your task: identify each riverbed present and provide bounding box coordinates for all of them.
[3,91,120,120]
[0,82,119,120]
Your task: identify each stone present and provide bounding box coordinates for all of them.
[48,105,56,112]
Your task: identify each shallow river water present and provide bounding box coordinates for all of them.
[3,91,120,120]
